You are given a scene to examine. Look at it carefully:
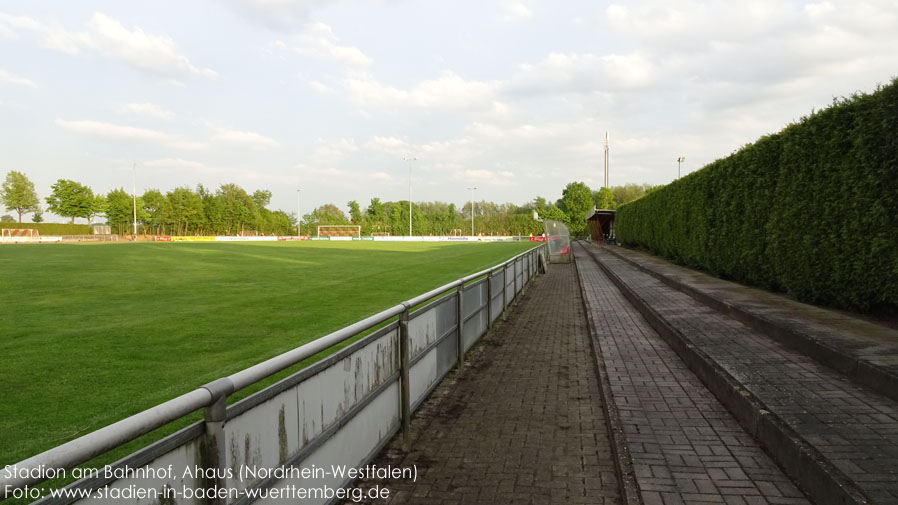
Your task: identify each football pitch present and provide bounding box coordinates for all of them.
[0,240,534,468]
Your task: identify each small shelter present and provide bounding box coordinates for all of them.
[586,208,615,245]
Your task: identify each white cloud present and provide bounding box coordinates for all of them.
[503,2,533,21]
[144,157,209,171]
[295,22,371,67]
[221,0,338,32]
[345,71,504,112]
[211,128,280,150]
[57,118,172,141]
[308,80,332,93]
[365,136,411,157]
[454,169,517,187]
[86,13,217,79]
[55,118,205,150]
[122,102,174,120]
[0,11,215,80]
[0,68,37,87]
[308,137,357,162]
[0,12,43,38]
[510,52,656,95]
[145,157,298,187]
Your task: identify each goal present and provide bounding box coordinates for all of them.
[1,228,40,243]
[317,225,361,239]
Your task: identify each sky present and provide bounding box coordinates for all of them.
[2,0,897,222]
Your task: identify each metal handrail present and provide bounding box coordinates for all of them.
[1,243,545,497]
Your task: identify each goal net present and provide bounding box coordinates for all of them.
[1,228,40,243]
[317,225,361,239]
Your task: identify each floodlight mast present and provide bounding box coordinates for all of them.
[604,131,610,188]
[467,187,477,236]
[404,157,417,237]
[132,163,137,241]
[296,189,301,236]
[677,156,686,179]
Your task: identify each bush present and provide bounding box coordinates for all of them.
[616,79,898,313]
[0,222,92,235]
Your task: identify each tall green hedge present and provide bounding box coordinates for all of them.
[616,79,898,312]
[0,222,92,235]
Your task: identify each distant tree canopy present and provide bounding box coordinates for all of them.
[7,169,661,237]
[45,179,95,225]
[1,171,40,223]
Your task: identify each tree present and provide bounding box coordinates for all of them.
[45,179,94,224]
[31,209,43,223]
[347,200,362,224]
[1,171,40,222]
[366,198,386,234]
[557,181,594,236]
[106,188,143,235]
[142,189,171,234]
[609,183,657,207]
[0,215,13,223]
[217,183,257,235]
[88,194,107,225]
[198,184,224,235]
[541,205,567,223]
[252,189,272,209]
[167,187,205,235]
[593,187,616,210]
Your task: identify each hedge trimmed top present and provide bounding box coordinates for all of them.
[616,78,898,313]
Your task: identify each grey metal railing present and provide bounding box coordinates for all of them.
[2,243,546,505]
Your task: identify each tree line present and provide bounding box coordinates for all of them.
[1,170,659,237]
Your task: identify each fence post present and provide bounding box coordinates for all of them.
[514,257,519,300]
[399,303,411,451]
[200,378,234,505]
[487,270,493,330]
[502,264,508,321]
[456,283,465,369]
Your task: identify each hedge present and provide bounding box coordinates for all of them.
[0,222,92,235]
[616,79,898,313]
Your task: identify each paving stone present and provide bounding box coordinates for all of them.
[574,242,809,505]
[588,244,898,505]
[342,263,621,504]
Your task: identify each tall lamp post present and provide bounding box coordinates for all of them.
[296,189,301,236]
[403,157,417,237]
[467,187,477,236]
[132,162,137,241]
[677,156,685,179]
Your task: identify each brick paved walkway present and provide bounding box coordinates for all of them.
[601,245,898,402]
[584,244,898,505]
[344,263,621,505]
[574,242,810,505]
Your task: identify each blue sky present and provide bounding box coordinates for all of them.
[2,0,897,222]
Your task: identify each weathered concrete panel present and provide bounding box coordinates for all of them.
[255,382,399,505]
[226,330,398,494]
[462,281,486,321]
[69,436,204,505]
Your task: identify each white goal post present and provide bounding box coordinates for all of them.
[1,228,40,243]
[317,225,362,239]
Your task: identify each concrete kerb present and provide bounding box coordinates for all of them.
[603,245,898,403]
[572,247,644,505]
[578,243,870,505]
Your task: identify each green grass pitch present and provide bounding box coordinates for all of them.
[0,240,534,468]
